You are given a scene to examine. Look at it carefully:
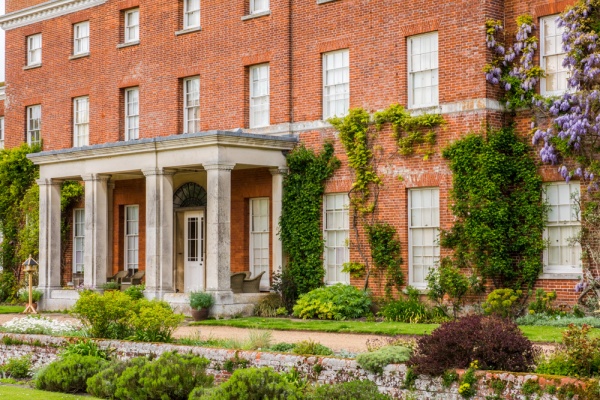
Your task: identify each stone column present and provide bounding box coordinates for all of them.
[82,174,110,289]
[107,181,115,278]
[204,163,235,310]
[269,167,287,277]
[143,168,176,299]
[37,178,62,298]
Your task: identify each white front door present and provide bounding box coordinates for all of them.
[184,210,205,292]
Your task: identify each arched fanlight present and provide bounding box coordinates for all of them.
[173,182,207,208]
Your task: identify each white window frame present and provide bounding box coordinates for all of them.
[124,205,139,271]
[0,117,4,149]
[408,31,439,109]
[73,208,85,274]
[27,33,42,66]
[250,0,269,14]
[184,0,200,29]
[124,8,140,43]
[27,105,41,146]
[543,182,582,274]
[249,64,270,128]
[540,15,569,96]
[250,198,270,289]
[73,96,89,147]
[125,87,139,141]
[322,49,350,119]
[183,76,200,133]
[323,193,350,285]
[409,187,440,289]
[73,21,90,55]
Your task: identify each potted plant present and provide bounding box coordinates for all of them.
[101,281,120,291]
[17,287,43,309]
[189,291,214,321]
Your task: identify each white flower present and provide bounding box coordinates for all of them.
[1,316,83,335]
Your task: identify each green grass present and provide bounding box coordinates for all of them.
[0,306,25,314]
[0,385,101,399]
[192,317,600,343]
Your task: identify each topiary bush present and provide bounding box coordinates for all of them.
[114,352,213,400]
[306,379,392,400]
[408,315,537,376]
[36,354,108,393]
[356,346,412,374]
[292,284,371,320]
[190,367,303,400]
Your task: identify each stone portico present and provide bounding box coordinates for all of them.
[30,130,297,315]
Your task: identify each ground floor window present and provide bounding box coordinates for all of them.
[125,205,139,271]
[323,193,350,284]
[409,187,440,288]
[250,198,269,288]
[73,208,85,273]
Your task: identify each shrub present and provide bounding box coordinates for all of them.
[356,346,412,374]
[306,379,391,400]
[72,290,132,339]
[17,287,43,303]
[190,291,214,310]
[87,358,142,399]
[528,289,557,315]
[379,286,448,323]
[270,343,295,352]
[292,284,371,320]
[0,271,17,302]
[408,315,536,375]
[129,299,184,342]
[292,339,333,356]
[124,284,145,300]
[101,281,120,291]
[426,258,478,318]
[36,354,108,393]
[191,367,303,400]
[0,355,31,379]
[254,293,285,317]
[515,314,600,327]
[61,339,109,359]
[482,288,523,318]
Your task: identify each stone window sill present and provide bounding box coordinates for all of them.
[538,273,582,280]
[117,40,140,49]
[69,52,90,60]
[23,63,42,70]
[175,26,202,36]
[317,0,339,4]
[241,10,271,20]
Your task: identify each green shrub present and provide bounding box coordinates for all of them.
[190,291,214,310]
[482,288,523,318]
[356,346,412,374]
[61,339,109,359]
[379,286,448,323]
[292,284,371,320]
[426,258,477,318]
[0,355,31,379]
[87,358,142,399]
[306,379,391,400]
[72,290,132,339]
[0,271,17,302]
[515,314,600,327]
[124,284,145,300]
[191,367,303,400]
[292,339,333,356]
[528,289,557,315]
[102,281,121,290]
[36,354,108,393]
[270,343,295,352]
[17,287,43,303]
[114,352,213,400]
[254,293,285,317]
[129,299,184,342]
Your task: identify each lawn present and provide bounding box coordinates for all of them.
[0,385,101,399]
[193,317,600,343]
[0,306,25,314]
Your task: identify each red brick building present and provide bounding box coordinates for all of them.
[0,0,581,313]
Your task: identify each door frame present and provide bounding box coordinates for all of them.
[174,206,206,293]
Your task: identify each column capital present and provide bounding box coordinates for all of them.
[81,173,111,182]
[141,168,177,177]
[203,163,235,171]
[36,178,63,187]
[269,167,288,176]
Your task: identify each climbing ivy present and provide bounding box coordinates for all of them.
[366,222,403,298]
[280,143,340,301]
[441,127,547,289]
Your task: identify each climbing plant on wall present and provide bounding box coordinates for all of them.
[280,143,340,302]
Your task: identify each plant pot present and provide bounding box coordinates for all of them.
[191,308,209,321]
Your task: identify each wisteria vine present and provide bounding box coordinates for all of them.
[484,15,544,111]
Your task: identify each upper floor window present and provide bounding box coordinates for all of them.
[73,21,90,55]
[27,105,41,146]
[323,49,349,119]
[184,0,200,29]
[541,15,568,96]
[0,117,4,149]
[125,87,139,140]
[408,32,439,108]
[27,34,42,66]
[544,182,582,274]
[124,8,140,43]
[184,77,200,133]
[249,64,270,128]
[250,0,269,14]
[73,96,89,147]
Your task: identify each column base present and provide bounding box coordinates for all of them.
[144,287,175,300]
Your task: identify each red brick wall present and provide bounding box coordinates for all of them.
[112,179,146,275]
